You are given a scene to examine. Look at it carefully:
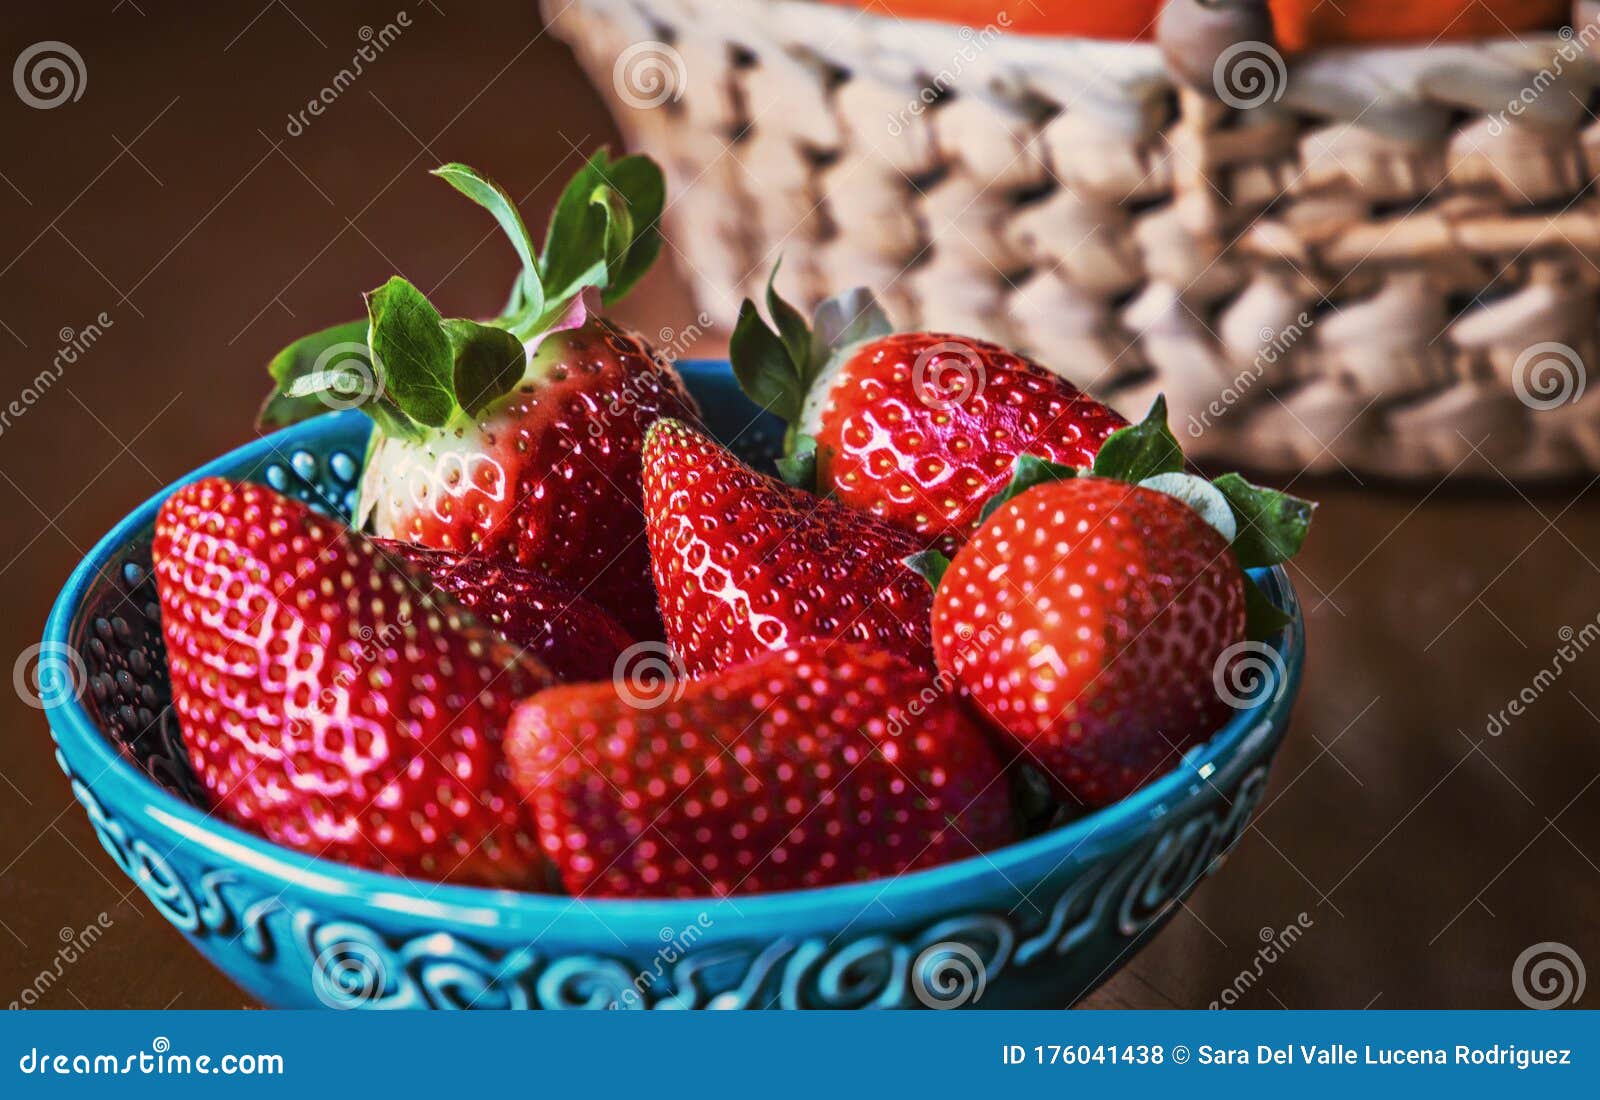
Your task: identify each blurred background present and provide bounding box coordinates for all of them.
[1,1,1596,1009]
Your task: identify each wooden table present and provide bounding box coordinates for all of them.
[1,1,1595,1010]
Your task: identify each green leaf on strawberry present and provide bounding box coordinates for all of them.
[1091,395,1183,483]
[365,276,456,428]
[775,432,820,491]
[1212,472,1316,568]
[442,318,527,418]
[431,162,544,318]
[259,153,665,436]
[730,269,892,452]
[731,298,805,422]
[1242,572,1294,639]
[256,318,369,430]
[904,548,951,591]
[540,151,664,310]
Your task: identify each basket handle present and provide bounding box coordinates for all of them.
[1157,1,1278,97]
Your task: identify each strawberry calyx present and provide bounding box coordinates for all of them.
[906,395,1316,640]
[257,151,666,438]
[729,262,892,483]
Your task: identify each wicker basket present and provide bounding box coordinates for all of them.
[547,0,1600,478]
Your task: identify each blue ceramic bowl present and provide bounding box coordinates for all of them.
[41,360,1304,1010]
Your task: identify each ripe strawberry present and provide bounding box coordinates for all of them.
[643,418,935,676]
[731,277,1126,552]
[153,478,557,888]
[371,538,634,683]
[931,477,1248,807]
[260,154,699,640]
[506,641,1017,898]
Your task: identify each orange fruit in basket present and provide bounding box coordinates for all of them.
[1268,0,1569,52]
[827,1,1568,49]
[820,1,1162,39]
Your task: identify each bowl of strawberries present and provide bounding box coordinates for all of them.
[41,155,1311,1009]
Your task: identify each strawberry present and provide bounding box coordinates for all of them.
[932,477,1246,806]
[730,274,1126,552]
[371,538,634,683]
[506,641,1017,898]
[152,478,557,888]
[259,154,700,640]
[915,399,1315,807]
[643,418,935,676]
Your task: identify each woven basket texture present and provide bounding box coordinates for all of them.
[548,0,1600,478]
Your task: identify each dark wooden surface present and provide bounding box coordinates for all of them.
[1,2,1595,1010]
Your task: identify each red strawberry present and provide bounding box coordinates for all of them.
[153,478,557,888]
[930,477,1247,807]
[354,315,698,640]
[260,154,698,640]
[507,641,1017,898]
[643,418,934,676]
[731,278,1126,552]
[371,538,634,683]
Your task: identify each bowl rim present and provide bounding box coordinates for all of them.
[42,361,1306,927]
